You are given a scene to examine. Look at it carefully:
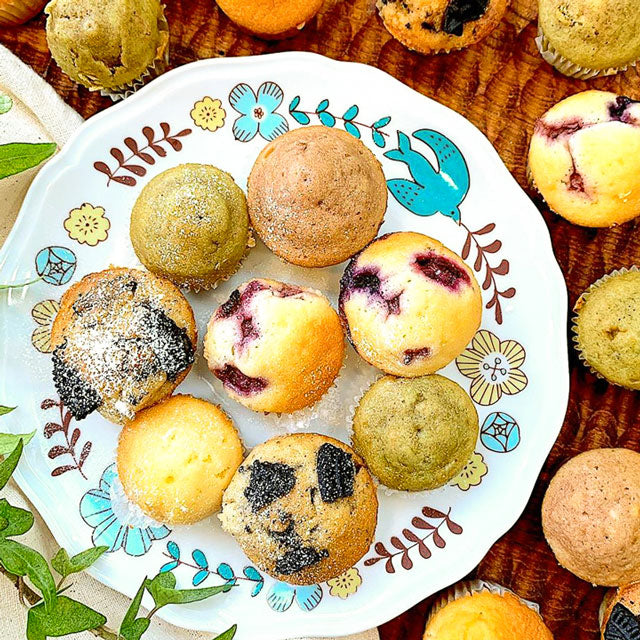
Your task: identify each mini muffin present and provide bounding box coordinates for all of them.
[573,268,640,390]
[130,164,250,291]
[424,581,553,639]
[600,582,640,639]
[215,0,323,39]
[528,91,640,228]
[339,231,482,376]
[220,433,378,585]
[204,279,344,413]
[248,126,387,268]
[542,448,640,586]
[45,0,168,95]
[377,0,509,54]
[51,267,196,425]
[537,0,640,78]
[352,375,478,491]
[118,395,243,525]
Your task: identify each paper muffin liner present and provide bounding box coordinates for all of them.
[571,265,640,388]
[535,27,637,79]
[426,579,542,626]
[100,4,170,102]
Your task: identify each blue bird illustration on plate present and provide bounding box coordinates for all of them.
[385,129,470,223]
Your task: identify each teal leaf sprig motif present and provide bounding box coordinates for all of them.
[160,541,264,596]
[289,97,391,148]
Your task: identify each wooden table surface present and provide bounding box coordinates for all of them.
[2,1,640,638]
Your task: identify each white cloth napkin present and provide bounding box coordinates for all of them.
[0,44,379,640]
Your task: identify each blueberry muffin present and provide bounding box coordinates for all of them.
[528,91,640,227]
[51,267,196,425]
[215,0,323,39]
[219,433,378,585]
[537,0,640,78]
[573,268,640,390]
[204,279,344,413]
[377,0,509,54]
[339,232,482,376]
[248,126,387,267]
[542,448,640,586]
[352,374,478,491]
[118,395,243,525]
[130,164,250,291]
[600,582,640,639]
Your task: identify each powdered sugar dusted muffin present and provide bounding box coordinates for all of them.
[130,164,249,291]
[248,126,387,267]
[204,279,345,413]
[339,232,482,376]
[219,433,378,585]
[528,91,640,227]
[118,395,243,525]
[51,268,196,424]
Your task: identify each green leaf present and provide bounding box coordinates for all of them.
[26,596,106,640]
[0,439,23,490]
[0,498,34,537]
[0,539,57,612]
[0,94,12,115]
[52,546,108,579]
[0,429,35,455]
[119,578,151,640]
[0,142,57,180]
[213,624,237,640]
[0,406,15,416]
[146,571,232,609]
[0,515,7,530]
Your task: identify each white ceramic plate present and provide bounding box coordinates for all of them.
[0,52,569,639]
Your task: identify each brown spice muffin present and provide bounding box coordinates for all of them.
[220,433,378,585]
[377,0,509,54]
[600,582,640,639]
[118,395,243,525]
[248,126,387,268]
[51,267,196,425]
[542,448,640,587]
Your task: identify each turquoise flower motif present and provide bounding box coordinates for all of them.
[35,246,77,286]
[80,464,170,557]
[266,581,323,613]
[229,81,289,143]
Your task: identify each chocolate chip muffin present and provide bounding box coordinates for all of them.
[51,267,196,425]
[377,0,509,54]
[339,232,482,376]
[542,448,640,586]
[204,278,345,413]
[352,375,478,491]
[220,433,378,585]
[248,126,387,267]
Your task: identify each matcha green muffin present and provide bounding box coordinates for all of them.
[130,164,250,291]
[573,267,640,390]
[45,0,169,95]
[537,0,640,78]
[352,374,479,491]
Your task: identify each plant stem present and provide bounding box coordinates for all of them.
[0,277,43,290]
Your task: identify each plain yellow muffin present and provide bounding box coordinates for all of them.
[130,164,250,291]
[528,91,640,228]
[537,0,640,77]
[118,395,244,525]
[339,232,482,376]
[248,126,387,268]
[600,582,640,639]
[220,433,378,585]
[204,279,345,413]
[424,589,554,639]
[542,448,640,587]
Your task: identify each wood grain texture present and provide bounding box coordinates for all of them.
[1,1,639,638]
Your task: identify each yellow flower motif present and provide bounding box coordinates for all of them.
[326,567,362,599]
[455,329,528,406]
[451,452,488,491]
[31,299,60,353]
[64,203,110,246]
[191,97,226,132]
